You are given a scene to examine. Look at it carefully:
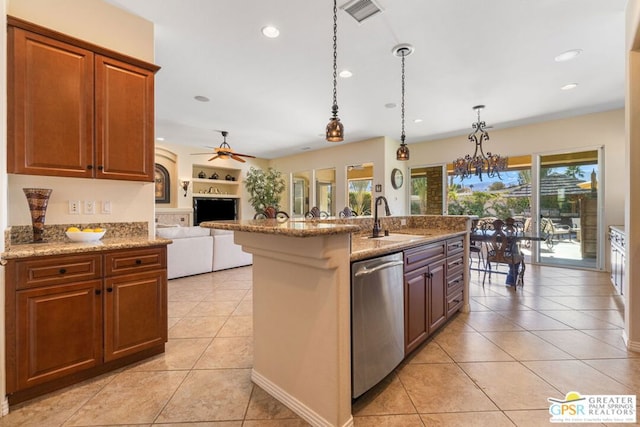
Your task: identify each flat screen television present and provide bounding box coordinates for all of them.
[193,197,237,225]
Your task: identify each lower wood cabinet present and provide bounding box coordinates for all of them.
[5,246,167,403]
[403,236,465,355]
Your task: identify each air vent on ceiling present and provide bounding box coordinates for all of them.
[341,0,383,23]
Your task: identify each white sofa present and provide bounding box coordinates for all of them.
[156,226,252,279]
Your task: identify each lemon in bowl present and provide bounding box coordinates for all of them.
[66,227,106,242]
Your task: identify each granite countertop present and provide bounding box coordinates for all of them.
[1,237,171,261]
[199,219,361,236]
[351,228,467,261]
[200,219,466,262]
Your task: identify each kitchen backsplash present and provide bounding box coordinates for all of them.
[6,222,148,246]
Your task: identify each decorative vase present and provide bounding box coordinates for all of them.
[23,188,52,243]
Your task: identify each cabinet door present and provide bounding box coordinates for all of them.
[428,259,447,333]
[404,267,428,354]
[104,270,167,362]
[13,280,102,392]
[95,55,155,181]
[8,28,94,177]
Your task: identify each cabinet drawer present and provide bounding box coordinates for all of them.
[446,237,464,256]
[447,291,464,317]
[446,273,464,296]
[446,255,465,275]
[404,242,445,272]
[104,247,166,276]
[14,255,102,290]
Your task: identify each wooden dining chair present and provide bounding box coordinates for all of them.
[254,206,290,220]
[305,206,329,218]
[469,218,485,274]
[482,219,525,288]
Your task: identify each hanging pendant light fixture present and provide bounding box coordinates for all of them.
[452,105,508,181]
[393,44,414,161]
[326,0,344,142]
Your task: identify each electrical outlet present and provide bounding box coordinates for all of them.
[102,200,112,214]
[68,200,80,214]
[84,200,95,215]
[400,218,407,226]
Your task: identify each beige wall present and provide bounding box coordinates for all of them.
[0,0,7,415]
[625,0,640,350]
[156,141,270,220]
[408,109,625,229]
[5,0,157,236]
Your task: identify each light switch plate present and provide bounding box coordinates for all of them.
[84,200,95,215]
[102,200,112,214]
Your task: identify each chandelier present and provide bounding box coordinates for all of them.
[452,105,507,181]
[325,0,344,142]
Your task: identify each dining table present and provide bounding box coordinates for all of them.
[470,229,547,287]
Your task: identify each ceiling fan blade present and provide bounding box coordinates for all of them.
[208,154,220,161]
[230,154,247,163]
[191,152,214,155]
[232,152,256,158]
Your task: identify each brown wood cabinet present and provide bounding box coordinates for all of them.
[7,17,159,182]
[5,246,167,403]
[403,236,466,355]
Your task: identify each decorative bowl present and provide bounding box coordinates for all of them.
[66,230,106,242]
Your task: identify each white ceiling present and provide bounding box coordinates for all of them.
[106,0,627,159]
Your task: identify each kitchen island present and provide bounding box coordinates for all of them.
[200,215,470,427]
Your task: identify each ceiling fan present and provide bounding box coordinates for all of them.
[191,131,256,163]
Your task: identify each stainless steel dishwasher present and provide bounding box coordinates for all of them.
[351,252,405,398]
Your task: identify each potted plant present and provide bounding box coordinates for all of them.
[244,166,286,214]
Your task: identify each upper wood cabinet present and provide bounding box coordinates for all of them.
[7,17,159,182]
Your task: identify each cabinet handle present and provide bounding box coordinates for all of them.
[87,165,93,170]
[97,165,104,171]
[95,289,101,295]
[453,299,460,303]
[135,259,142,265]
[59,268,67,274]
[107,287,113,292]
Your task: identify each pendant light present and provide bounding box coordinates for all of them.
[326,0,344,142]
[393,44,414,160]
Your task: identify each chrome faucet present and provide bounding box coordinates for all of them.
[373,196,391,237]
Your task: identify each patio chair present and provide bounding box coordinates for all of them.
[338,207,357,218]
[540,217,571,249]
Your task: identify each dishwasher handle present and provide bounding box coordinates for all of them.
[354,260,404,277]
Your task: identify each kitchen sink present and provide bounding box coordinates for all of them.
[364,233,425,242]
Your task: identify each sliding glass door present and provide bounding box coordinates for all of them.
[533,149,603,269]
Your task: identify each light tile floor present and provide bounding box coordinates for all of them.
[1,264,639,426]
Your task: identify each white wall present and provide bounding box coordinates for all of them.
[6,0,157,236]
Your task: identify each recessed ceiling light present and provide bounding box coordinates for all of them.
[194,95,210,102]
[385,103,397,109]
[339,70,353,78]
[156,137,165,141]
[413,119,423,123]
[554,49,583,62]
[561,83,578,91]
[261,26,280,38]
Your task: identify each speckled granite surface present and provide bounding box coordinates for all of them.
[201,215,471,261]
[8,222,148,245]
[1,237,171,261]
[2,222,170,261]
